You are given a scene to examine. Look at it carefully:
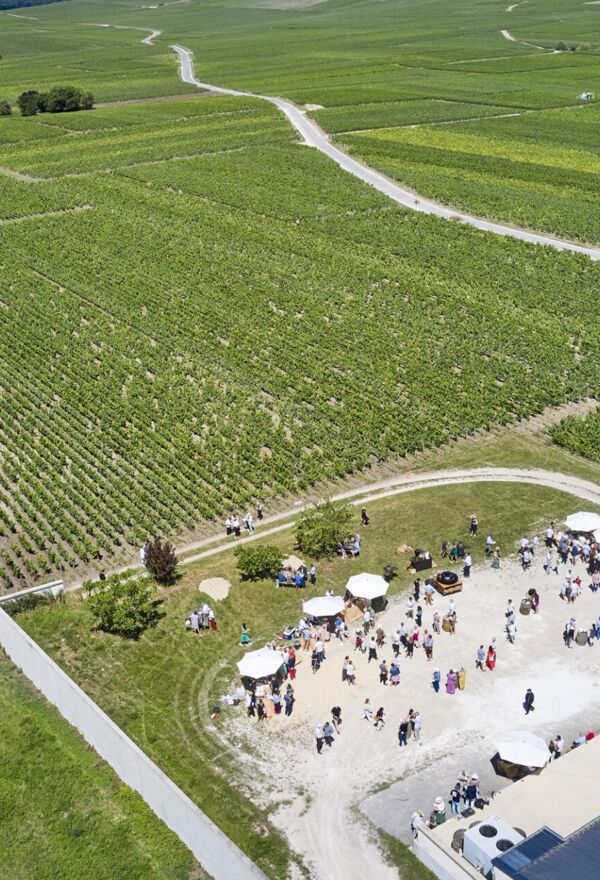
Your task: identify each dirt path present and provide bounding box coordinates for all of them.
[169,44,600,260]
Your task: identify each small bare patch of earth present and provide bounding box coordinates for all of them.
[240,0,327,8]
[304,103,324,111]
[198,577,230,600]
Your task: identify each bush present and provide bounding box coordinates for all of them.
[88,574,158,638]
[17,90,41,117]
[295,500,353,558]
[556,41,568,51]
[235,544,284,580]
[0,101,12,117]
[144,535,178,585]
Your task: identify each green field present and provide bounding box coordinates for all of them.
[0,652,202,879]
[551,406,600,462]
[1,88,600,588]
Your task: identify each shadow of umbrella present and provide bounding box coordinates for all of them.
[490,751,542,781]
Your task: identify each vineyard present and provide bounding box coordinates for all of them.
[0,90,600,590]
[551,408,600,463]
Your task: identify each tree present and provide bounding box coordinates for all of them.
[81,91,95,110]
[295,500,353,558]
[235,544,284,580]
[144,535,178,585]
[43,85,84,113]
[88,574,158,638]
[17,90,41,117]
[0,101,11,117]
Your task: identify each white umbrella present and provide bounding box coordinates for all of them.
[495,731,551,768]
[565,512,600,533]
[282,554,305,572]
[593,528,600,543]
[345,572,389,601]
[237,647,284,680]
[303,595,345,617]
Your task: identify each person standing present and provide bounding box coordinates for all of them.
[232,515,241,537]
[564,618,576,649]
[485,535,495,557]
[363,608,372,633]
[190,609,200,634]
[331,706,342,733]
[390,660,400,686]
[406,597,414,619]
[256,502,264,521]
[243,511,254,533]
[463,552,472,578]
[524,688,535,715]
[391,629,401,657]
[423,630,433,661]
[309,564,316,586]
[361,507,370,526]
[379,659,389,685]
[486,644,496,671]
[446,669,457,694]
[345,659,356,685]
[414,578,421,601]
[450,783,462,815]
[415,605,423,628]
[368,636,378,663]
[476,645,486,671]
[464,776,479,809]
[315,637,325,665]
[398,718,409,746]
[506,619,516,643]
[469,515,478,537]
[424,580,435,605]
[373,707,385,730]
[432,668,441,693]
[323,721,335,747]
[283,691,294,716]
[413,711,422,742]
[314,724,324,754]
[554,734,563,758]
[256,699,266,721]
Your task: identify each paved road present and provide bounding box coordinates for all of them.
[170,44,600,261]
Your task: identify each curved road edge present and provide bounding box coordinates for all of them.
[169,44,600,261]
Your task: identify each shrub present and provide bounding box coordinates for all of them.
[556,41,568,51]
[17,90,41,117]
[235,544,284,580]
[295,500,353,558]
[88,573,158,637]
[144,535,178,585]
[0,101,11,117]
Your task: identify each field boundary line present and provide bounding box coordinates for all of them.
[0,607,267,880]
[0,204,92,225]
[168,44,600,260]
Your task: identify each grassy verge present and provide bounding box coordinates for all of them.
[0,652,203,880]
[14,467,599,877]
[379,830,437,880]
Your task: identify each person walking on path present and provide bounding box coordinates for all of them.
[363,699,373,721]
[283,691,294,716]
[470,515,478,537]
[485,535,495,557]
[414,578,421,601]
[345,659,356,685]
[524,688,535,715]
[315,725,324,754]
[331,706,342,733]
[379,660,389,685]
[506,619,517,643]
[323,721,335,747]
[406,597,414,619]
[415,605,423,627]
[373,707,385,730]
[361,507,370,526]
[390,660,400,686]
[486,644,496,671]
[476,645,486,671]
[433,612,441,634]
[424,580,435,605]
[391,629,401,658]
[432,668,441,693]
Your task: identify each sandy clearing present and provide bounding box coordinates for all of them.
[226,556,600,877]
[198,577,230,600]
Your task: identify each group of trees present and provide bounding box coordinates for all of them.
[16,86,94,117]
[87,536,178,638]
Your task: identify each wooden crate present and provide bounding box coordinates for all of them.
[435,579,462,596]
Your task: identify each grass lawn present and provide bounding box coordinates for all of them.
[0,653,203,880]
[15,466,599,877]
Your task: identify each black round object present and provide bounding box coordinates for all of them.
[496,839,514,853]
[438,570,459,586]
[479,824,498,839]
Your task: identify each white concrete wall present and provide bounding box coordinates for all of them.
[0,579,63,604]
[413,827,482,880]
[0,608,266,880]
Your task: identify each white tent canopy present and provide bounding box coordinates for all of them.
[237,647,284,680]
[303,595,345,617]
[345,572,389,601]
[495,731,551,768]
[565,512,600,533]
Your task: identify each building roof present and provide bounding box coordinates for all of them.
[495,817,600,880]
